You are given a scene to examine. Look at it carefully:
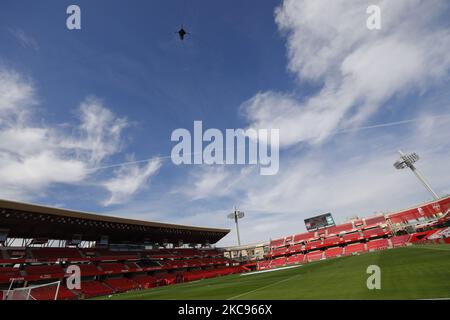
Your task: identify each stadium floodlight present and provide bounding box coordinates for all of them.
[227,207,245,246]
[393,150,439,200]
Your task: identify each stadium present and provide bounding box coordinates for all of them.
[0,194,449,300]
[1,0,450,305]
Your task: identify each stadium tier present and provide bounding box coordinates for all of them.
[257,196,450,271]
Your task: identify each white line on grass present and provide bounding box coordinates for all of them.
[409,246,450,252]
[240,265,302,276]
[227,273,303,300]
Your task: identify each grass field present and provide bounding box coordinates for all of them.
[99,245,450,300]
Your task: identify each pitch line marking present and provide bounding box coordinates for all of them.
[227,273,303,300]
[409,246,450,252]
[240,265,302,276]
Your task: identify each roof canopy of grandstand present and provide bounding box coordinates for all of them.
[0,199,229,246]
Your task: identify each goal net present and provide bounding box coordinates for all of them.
[2,280,61,300]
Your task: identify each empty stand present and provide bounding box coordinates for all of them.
[342,232,362,243]
[76,280,114,298]
[257,260,271,270]
[324,247,343,259]
[344,243,365,255]
[271,247,288,257]
[270,257,286,268]
[286,254,304,265]
[305,239,322,250]
[367,238,389,251]
[104,277,138,293]
[30,248,83,261]
[155,273,177,285]
[322,235,341,247]
[390,235,410,247]
[125,262,143,272]
[363,227,386,239]
[30,285,78,300]
[306,251,323,262]
[99,262,128,274]
[72,264,102,277]
[287,244,303,254]
[0,267,23,284]
[25,264,65,281]
[364,215,386,228]
[270,238,285,248]
[132,275,157,289]
[293,232,315,243]
[326,223,353,235]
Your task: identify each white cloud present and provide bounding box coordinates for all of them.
[101,158,162,206]
[8,28,39,51]
[62,97,128,165]
[0,68,35,116]
[0,67,159,204]
[243,0,450,147]
[186,167,232,200]
[175,166,255,201]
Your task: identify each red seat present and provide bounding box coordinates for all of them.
[71,264,102,276]
[286,254,304,265]
[270,257,286,267]
[342,232,361,243]
[0,267,23,284]
[99,263,128,274]
[305,239,322,250]
[322,235,341,247]
[364,215,386,228]
[31,248,82,261]
[125,262,143,272]
[155,273,177,285]
[257,260,271,270]
[76,281,113,298]
[132,275,157,289]
[345,243,365,255]
[390,235,410,247]
[324,247,343,259]
[293,232,315,244]
[104,278,138,292]
[325,223,354,235]
[30,284,78,300]
[287,244,303,254]
[271,247,288,257]
[270,238,285,248]
[363,227,386,239]
[367,238,389,251]
[306,251,323,262]
[25,265,65,281]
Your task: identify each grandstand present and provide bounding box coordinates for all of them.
[0,199,241,300]
[0,195,449,300]
[256,196,450,271]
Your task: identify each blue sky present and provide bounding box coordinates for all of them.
[1,0,450,246]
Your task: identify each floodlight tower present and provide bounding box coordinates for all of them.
[227,207,245,246]
[393,150,439,200]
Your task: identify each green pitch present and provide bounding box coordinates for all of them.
[99,245,450,300]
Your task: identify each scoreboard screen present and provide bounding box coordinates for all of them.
[304,213,335,231]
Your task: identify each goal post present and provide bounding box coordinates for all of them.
[3,280,61,300]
